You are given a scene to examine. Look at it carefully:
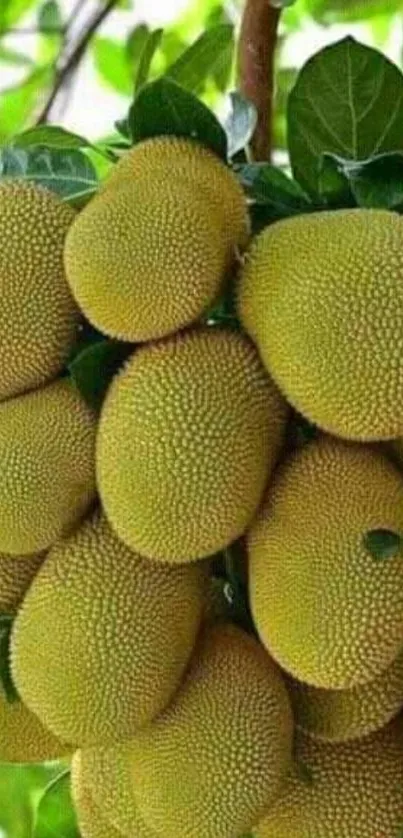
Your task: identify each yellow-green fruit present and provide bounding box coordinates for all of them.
[103,136,250,252]
[97,327,287,563]
[0,688,72,763]
[249,436,403,689]
[71,752,127,838]
[79,743,156,838]
[11,510,206,747]
[0,378,96,555]
[0,550,44,611]
[0,179,78,401]
[128,624,294,838]
[65,173,230,342]
[286,647,403,742]
[238,209,403,441]
[254,715,403,837]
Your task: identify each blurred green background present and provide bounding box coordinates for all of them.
[1,0,403,835]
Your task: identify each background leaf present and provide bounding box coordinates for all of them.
[0,146,98,205]
[166,24,234,94]
[33,770,80,838]
[68,339,133,411]
[128,76,228,159]
[135,28,164,93]
[37,0,62,32]
[288,37,403,196]
[0,67,53,143]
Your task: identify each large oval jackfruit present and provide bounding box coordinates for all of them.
[0,179,78,401]
[97,327,287,563]
[103,136,250,253]
[238,208,403,441]
[128,624,294,838]
[0,378,96,555]
[255,715,403,837]
[11,510,206,747]
[249,436,403,689]
[286,647,403,742]
[65,174,230,343]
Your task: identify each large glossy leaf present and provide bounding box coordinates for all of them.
[166,24,234,94]
[33,770,80,838]
[128,77,228,159]
[0,146,98,205]
[287,37,403,196]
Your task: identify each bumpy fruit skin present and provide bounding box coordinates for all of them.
[11,510,206,747]
[128,624,294,838]
[65,176,228,343]
[103,136,250,252]
[254,715,403,837]
[286,647,403,742]
[0,180,78,401]
[71,752,128,838]
[97,327,287,563]
[0,690,72,763]
[0,379,96,555]
[238,208,403,441]
[249,436,403,689]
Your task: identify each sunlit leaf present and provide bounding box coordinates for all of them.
[223,91,257,157]
[0,0,37,31]
[0,67,53,142]
[93,36,133,95]
[0,146,98,205]
[288,37,403,196]
[166,24,234,94]
[0,45,33,66]
[135,28,164,93]
[33,770,79,838]
[128,77,228,159]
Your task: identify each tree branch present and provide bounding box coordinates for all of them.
[237,0,281,161]
[36,0,119,125]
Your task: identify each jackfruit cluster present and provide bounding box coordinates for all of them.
[3,139,403,838]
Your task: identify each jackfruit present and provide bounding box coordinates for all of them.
[286,646,403,742]
[0,378,96,555]
[238,208,403,441]
[0,179,78,401]
[103,136,250,252]
[97,327,287,563]
[11,510,206,747]
[71,751,127,838]
[64,166,239,342]
[0,550,44,612]
[127,623,294,838]
[248,435,403,689]
[254,714,403,837]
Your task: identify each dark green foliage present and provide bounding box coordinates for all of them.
[363,530,402,561]
[33,770,80,838]
[68,339,134,411]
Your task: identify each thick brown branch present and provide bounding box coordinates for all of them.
[36,0,119,125]
[237,0,281,161]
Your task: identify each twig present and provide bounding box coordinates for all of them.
[36,0,119,125]
[237,0,281,161]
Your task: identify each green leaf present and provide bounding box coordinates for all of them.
[0,146,98,205]
[128,77,228,160]
[0,45,33,66]
[224,91,257,158]
[309,0,402,23]
[0,0,37,31]
[135,28,164,93]
[0,67,53,143]
[335,152,403,209]
[10,125,91,150]
[93,36,133,96]
[68,340,133,411]
[166,24,234,95]
[317,153,355,207]
[126,22,150,61]
[287,37,403,197]
[363,529,402,561]
[38,0,63,32]
[238,162,310,212]
[0,614,18,703]
[33,770,80,838]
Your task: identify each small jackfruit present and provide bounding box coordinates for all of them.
[128,624,294,838]
[71,752,128,838]
[65,172,233,343]
[254,715,403,837]
[286,647,403,742]
[0,378,96,555]
[238,209,403,441]
[103,136,250,252]
[97,327,287,563]
[248,436,403,689]
[0,179,78,401]
[11,510,206,747]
